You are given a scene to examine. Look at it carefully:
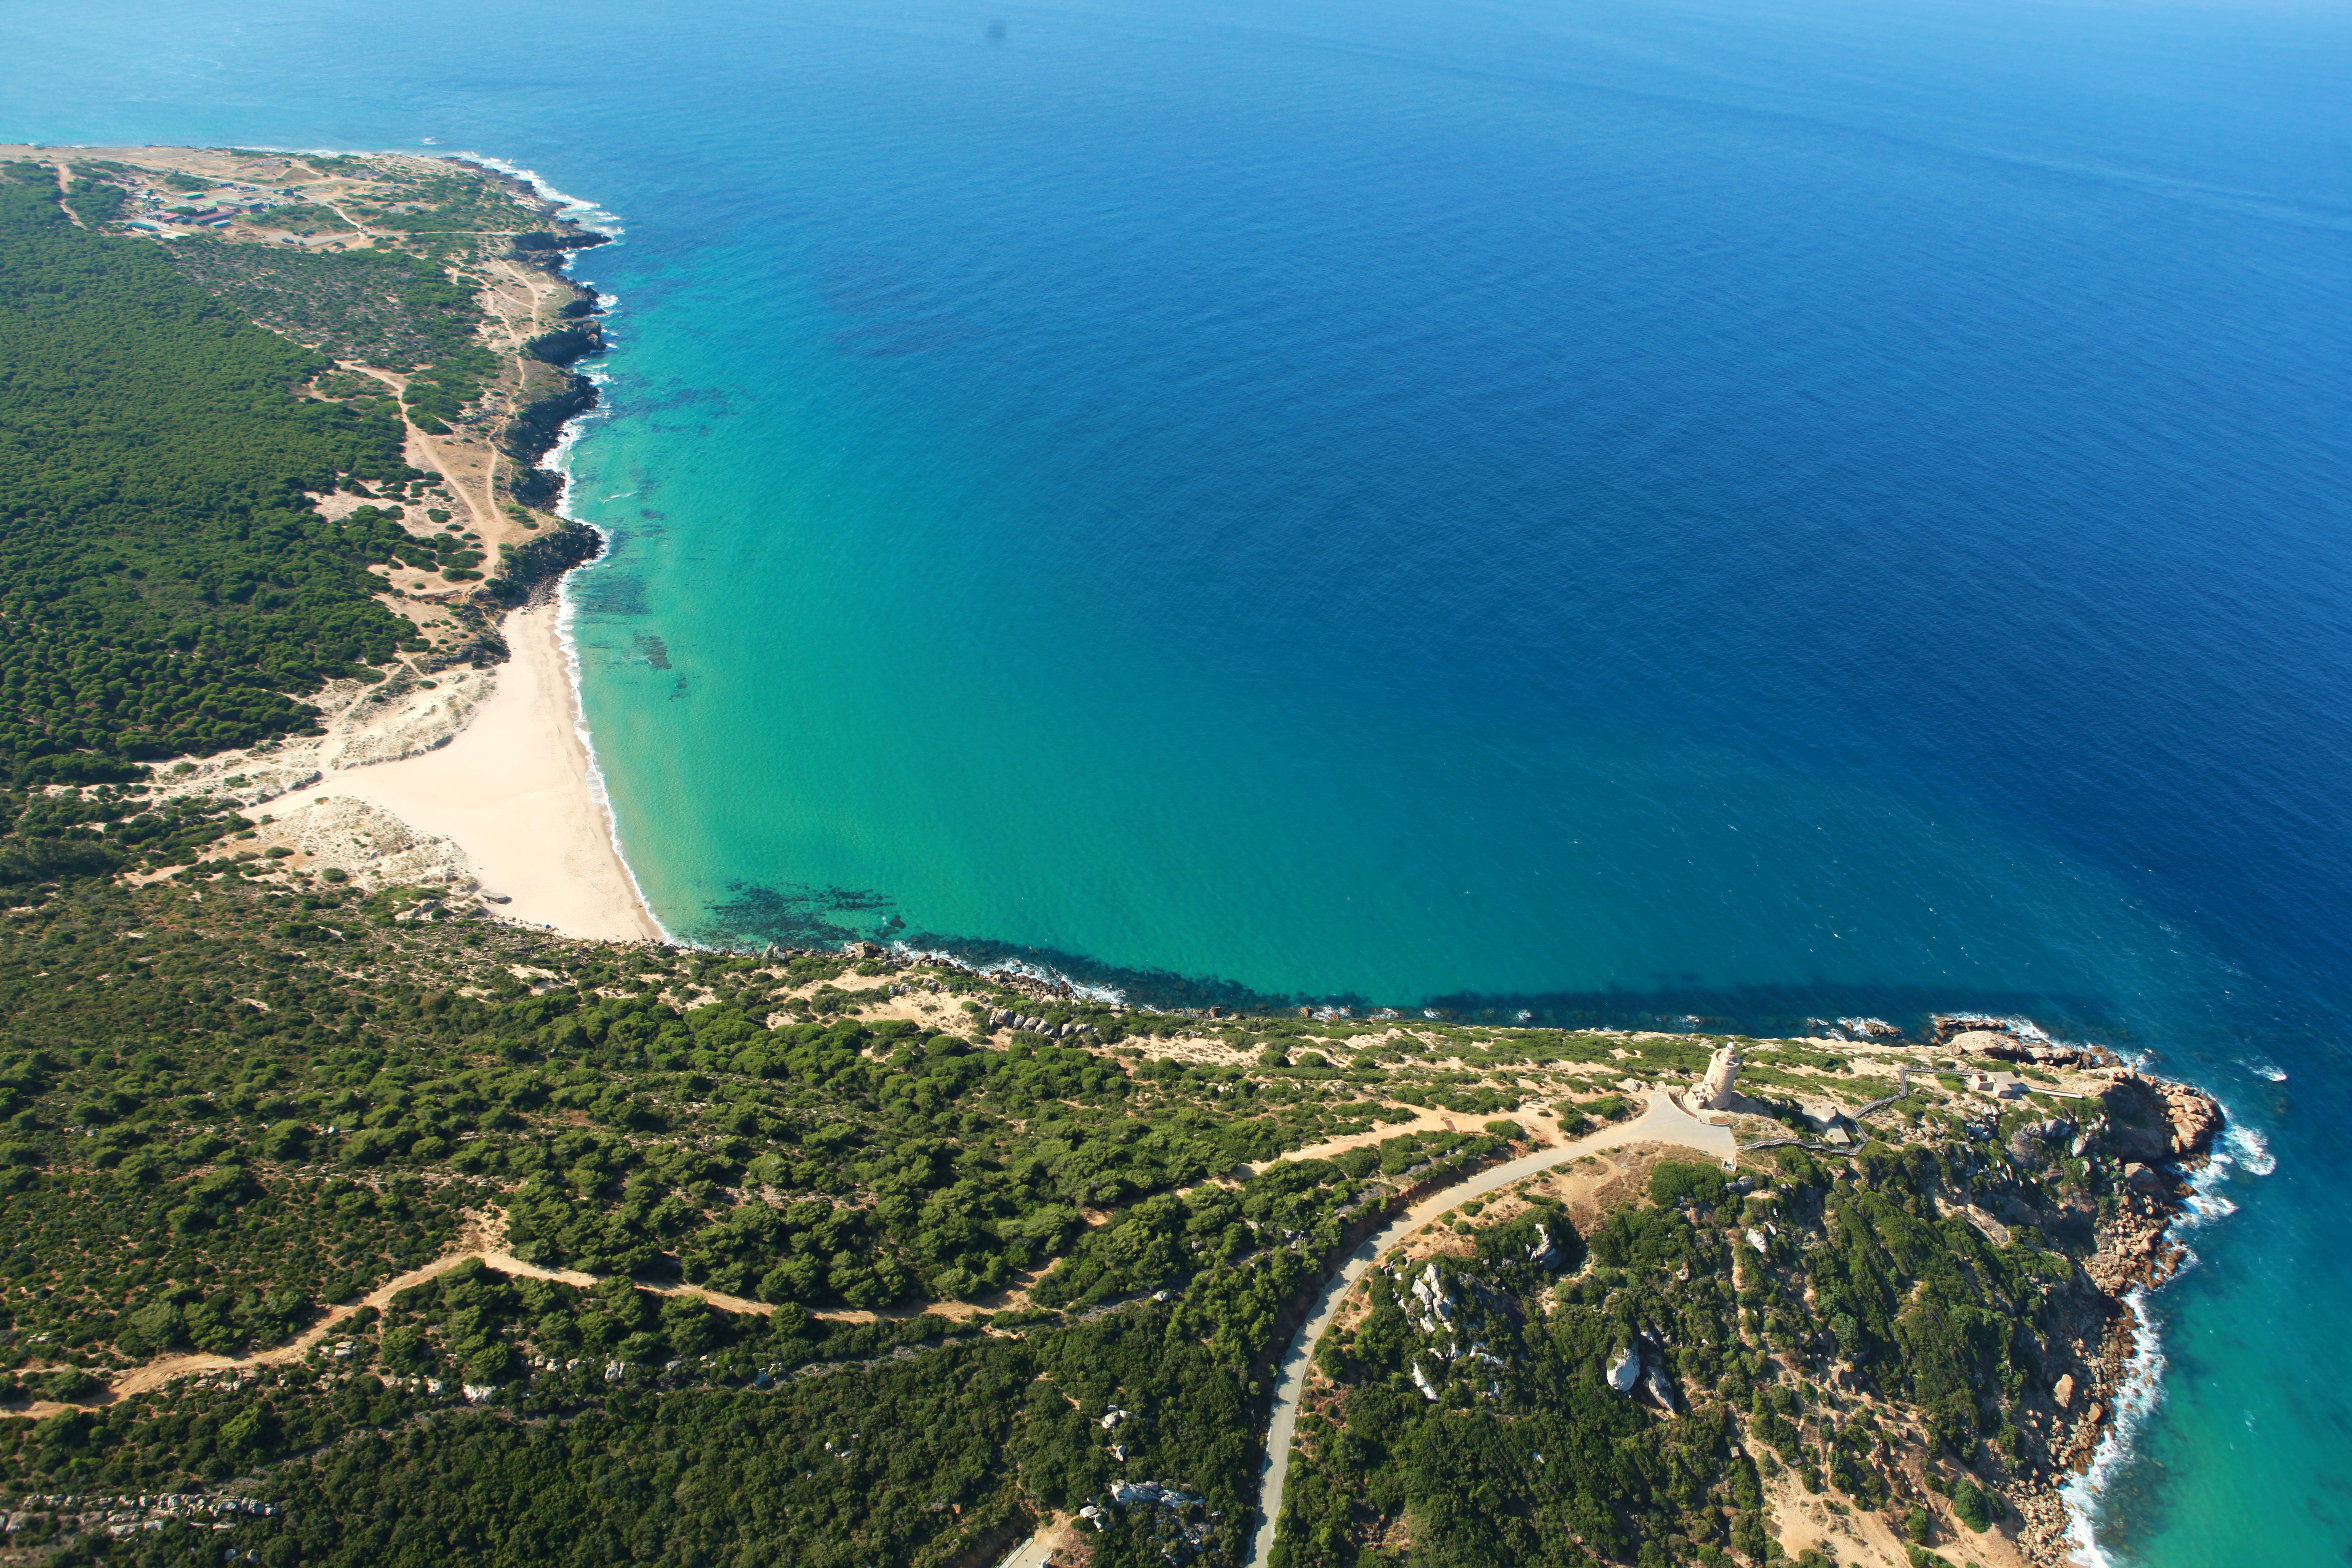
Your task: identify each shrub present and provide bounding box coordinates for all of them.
[1649,1158,1730,1208]
[44,1367,102,1401]
[464,1342,518,1384]
[1951,1475,1995,1532]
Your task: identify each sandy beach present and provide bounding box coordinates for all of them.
[306,601,661,943]
[23,145,656,944]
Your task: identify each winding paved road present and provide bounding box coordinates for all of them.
[1241,1091,1736,1568]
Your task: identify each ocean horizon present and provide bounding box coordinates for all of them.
[6,0,2349,1560]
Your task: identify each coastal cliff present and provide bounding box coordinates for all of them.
[0,770,2233,1568]
[1262,1032,2227,1568]
[0,144,2246,1568]
[0,142,652,938]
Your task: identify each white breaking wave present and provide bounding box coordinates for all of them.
[887,942,1129,1006]
[2062,1282,2168,1568]
[449,151,623,235]
[550,529,672,949]
[2061,1102,2274,1563]
[516,191,671,949]
[2223,1124,2276,1176]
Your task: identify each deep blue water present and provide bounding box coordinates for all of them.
[6,0,2349,1559]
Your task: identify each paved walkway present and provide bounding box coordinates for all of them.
[992,1518,1066,1568]
[1241,1090,1736,1568]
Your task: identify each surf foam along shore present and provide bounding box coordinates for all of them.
[42,142,662,943]
[2048,1084,2256,1567]
[547,351,676,945]
[451,158,676,944]
[309,154,658,941]
[53,162,2253,1561]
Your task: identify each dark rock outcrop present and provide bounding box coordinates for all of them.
[486,523,603,608]
[511,229,611,255]
[524,322,604,367]
[505,373,598,469]
[500,371,601,511]
[2100,1073,2223,1163]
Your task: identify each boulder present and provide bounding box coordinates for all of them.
[2163,1085,2225,1157]
[1642,1362,1679,1413]
[2102,1073,2224,1161]
[2052,1373,2076,1410]
[1997,1196,2043,1226]
[2100,1076,2179,1163]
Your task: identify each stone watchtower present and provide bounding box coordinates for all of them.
[1697,1044,1743,1110]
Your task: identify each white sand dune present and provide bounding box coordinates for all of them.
[303,601,660,943]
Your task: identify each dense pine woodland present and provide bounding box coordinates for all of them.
[0,171,426,773]
[0,155,2146,1568]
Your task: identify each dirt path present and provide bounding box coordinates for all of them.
[49,160,84,227]
[1241,1090,1736,1568]
[1253,1107,1494,1170]
[55,1215,787,1406]
[478,254,560,355]
[343,364,501,535]
[48,1096,1715,1427]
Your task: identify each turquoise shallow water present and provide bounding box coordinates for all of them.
[6,0,2350,1559]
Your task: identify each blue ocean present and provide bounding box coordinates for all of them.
[5,0,2347,1558]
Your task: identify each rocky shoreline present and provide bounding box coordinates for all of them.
[1993,1071,2225,1567]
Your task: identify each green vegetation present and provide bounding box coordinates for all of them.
[1647,1158,1728,1209]
[0,848,1362,1567]
[1756,1140,2077,1458]
[1031,1129,1506,1311]
[0,836,1445,1362]
[1950,1474,1995,1532]
[0,172,418,774]
[1277,1110,2099,1565]
[61,176,127,228]
[0,812,2132,1568]
[0,146,2124,1568]
[343,167,545,237]
[15,1281,1259,1568]
[1277,1207,1761,1568]
[255,203,355,236]
[164,239,498,431]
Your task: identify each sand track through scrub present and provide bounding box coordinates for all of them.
[32,1210,781,1410]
